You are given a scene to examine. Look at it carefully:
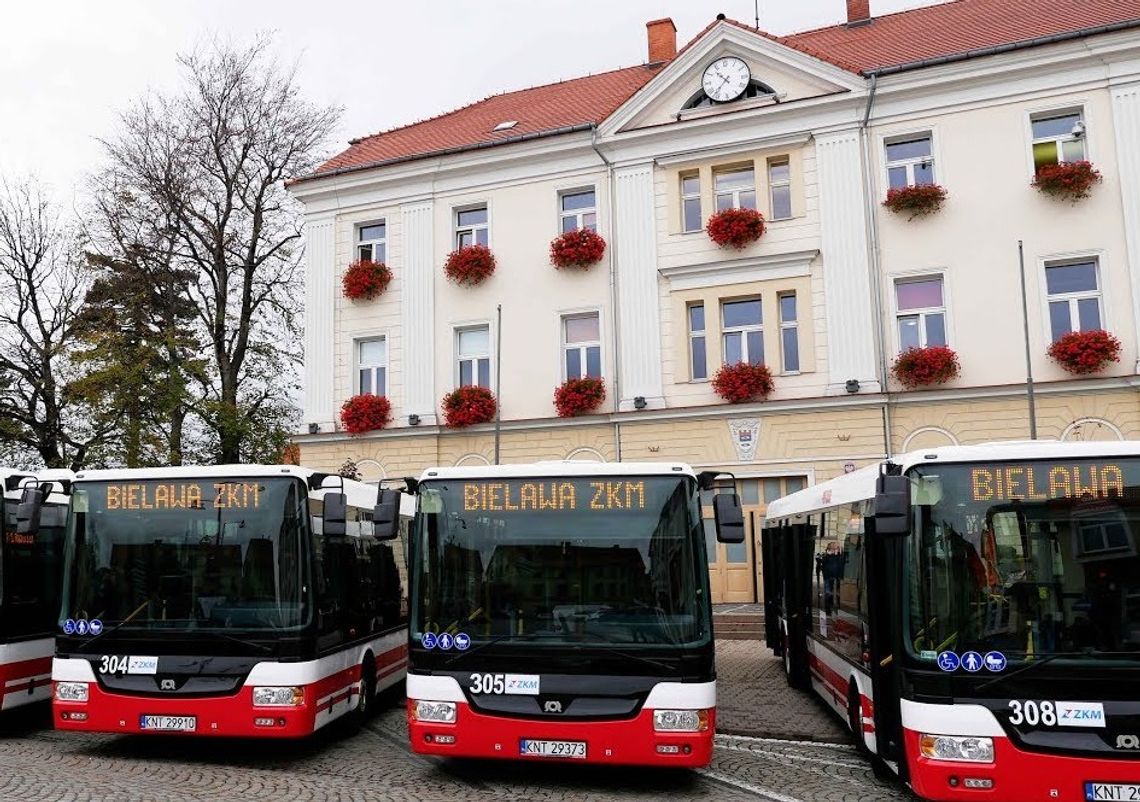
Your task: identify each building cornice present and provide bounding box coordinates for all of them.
[658,248,819,291]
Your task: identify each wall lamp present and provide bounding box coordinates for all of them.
[307,423,320,434]
[408,414,421,427]
[633,396,647,410]
[845,379,861,394]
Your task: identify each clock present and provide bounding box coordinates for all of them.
[702,56,751,103]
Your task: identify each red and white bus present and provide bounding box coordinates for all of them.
[763,441,1140,802]
[405,461,743,767]
[1,470,69,713]
[49,465,410,737]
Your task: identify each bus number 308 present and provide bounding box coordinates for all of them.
[1007,700,1057,727]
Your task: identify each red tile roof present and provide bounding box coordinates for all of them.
[302,0,1140,182]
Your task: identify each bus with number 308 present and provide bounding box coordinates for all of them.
[44,465,411,737]
[403,461,744,767]
[763,441,1140,802]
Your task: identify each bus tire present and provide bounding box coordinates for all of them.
[848,683,871,757]
[782,636,794,686]
[356,653,376,721]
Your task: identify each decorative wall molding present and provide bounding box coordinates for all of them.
[659,249,819,291]
[1111,82,1140,371]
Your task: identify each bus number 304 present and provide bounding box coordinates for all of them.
[470,674,507,695]
[1007,700,1057,726]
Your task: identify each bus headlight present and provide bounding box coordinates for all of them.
[252,686,304,707]
[413,701,457,723]
[653,709,709,732]
[919,734,994,763]
[55,682,89,703]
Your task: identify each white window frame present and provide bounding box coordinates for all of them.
[892,273,949,353]
[1024,103,1091,178]
[883,132,935,189]
[454,204,490,249]
[558,187,597,233]
[713,165,756,212]
[778,291,799,375]
[680,171,702,233]
[454,323,492,389]
[688,302,708,382]
[721,297,763,366]
[1041,254,1104,343]
[767,157,792,221]
[1029,106,1087,169]
[356,220,387,264]
[560,310,604,381]
[354,335,389,397]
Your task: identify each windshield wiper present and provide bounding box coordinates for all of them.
[975,650,1088,692]
[438,630,677,673]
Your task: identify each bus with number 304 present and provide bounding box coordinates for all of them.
[44,465,411,738]
[404,461,744,767]
[763,441,1140,802]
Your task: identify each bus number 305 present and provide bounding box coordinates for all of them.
[470,674,507,695]
[1007,700,1057,727]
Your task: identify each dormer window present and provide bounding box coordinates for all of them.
[683,79,776,110]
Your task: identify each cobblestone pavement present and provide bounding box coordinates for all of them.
[0,642,915,802]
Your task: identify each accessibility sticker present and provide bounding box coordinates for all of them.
[438,633,454,651]
[421,632,438,650]
[961,651,983,672]
[89,619,104,636]
[62,619,77,635]
[983,651,1006,672]
[937,651,960,672]
[455,633,470,651]
[76,619,89,636]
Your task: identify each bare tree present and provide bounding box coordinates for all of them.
[0,179,111,469]
[100,35,340,464]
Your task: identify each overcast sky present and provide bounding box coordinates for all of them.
[3,0,944,202]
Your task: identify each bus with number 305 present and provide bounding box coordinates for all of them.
[45,465,411,738]
[404,461,744,767]
[763,441,1140,802]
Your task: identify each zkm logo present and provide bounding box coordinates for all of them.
[160,679,177,691]
[543,700,563,714]
[1116,734,1140,750]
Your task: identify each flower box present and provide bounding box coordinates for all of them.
[882,184,947,220]
[891,346,960,389]
[442,385,497,428]
[706,207,766,249]
[550,229,606,270]
[712,362,774,404]
[340,394,392,435]
[553,376,606,418]
[1047,329,1121,375]
[444,244,496,286]
[1032,161,1102,202]
[342,259,393,301]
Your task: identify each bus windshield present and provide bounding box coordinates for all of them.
[907,458,1140,663]
[412,476,709,648]
[63,478,310,632]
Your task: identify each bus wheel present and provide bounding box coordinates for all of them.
[782,638,793,685]
[847,684,871,757]
[356,655,376,721]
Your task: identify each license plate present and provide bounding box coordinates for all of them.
[520,739,586,759]
[139,715,196,732]
[1086,782,1140,801]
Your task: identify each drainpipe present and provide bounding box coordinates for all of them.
[858,72,893,458]
[591,125,622,461]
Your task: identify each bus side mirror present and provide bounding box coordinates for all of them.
[372,489,400,541]
[874,474,910,536]
[16,486,45,537]
[713,493,745,544]
[323,492,347,536]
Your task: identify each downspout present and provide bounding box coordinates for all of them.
[591,125,622,461]
[858,72,894,458]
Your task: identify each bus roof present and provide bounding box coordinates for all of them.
[765,440,1140,520]
[418,461,697,482]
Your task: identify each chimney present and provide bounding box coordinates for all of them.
[846,0,871,25]
[646,18,677,64]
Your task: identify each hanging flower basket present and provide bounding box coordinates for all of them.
[444,244,496,286]
[712,362,774,404]
[340,393,392,435]
[706,207,766,249]
[553,376,606,418]
[1032,161,1102,202]
[550,229,606,270]
[891,346,961,389]
[442,385,497,428]
[882,184,948,220]
[280,442,301,465]
[1047,329,1121,375]
[341,259,393,301]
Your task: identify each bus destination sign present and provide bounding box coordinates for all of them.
[970,463,1125,503]
[103,481,263,511]
[463,480,647,512]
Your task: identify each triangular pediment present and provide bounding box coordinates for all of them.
[600,21,862,136]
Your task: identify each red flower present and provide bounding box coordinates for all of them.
[553,377,606,418]
[444,244,496,286]
[550,228,606,270]
[712,362,774,404]
[882,184,948,220]
[442,385,497,428]
[706,207,766,249]
[280,442,301,465]
[340,394,392,435]
[1032,161,1102,202]
[341,260,392,301]
[891,346,961,389]
[1047,329,1121,375]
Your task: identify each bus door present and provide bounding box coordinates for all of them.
[760,524,782,652]
[783,522,816,689]
[865,520,905,769]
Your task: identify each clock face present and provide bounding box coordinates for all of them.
[702,57,751,103]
